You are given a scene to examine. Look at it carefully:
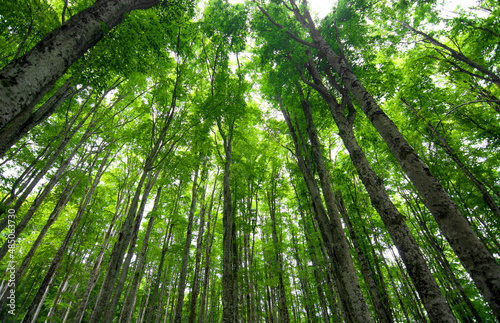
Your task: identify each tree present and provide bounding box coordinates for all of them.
[1,0,500,321]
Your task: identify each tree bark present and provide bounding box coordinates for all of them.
[0,88,95,232]
[0,77,74,158]
[0,0,159,128]
[218,116,237,323]
[280,99,372,323]
[266,171,290,323]
[0,114,97,262]
[282,4,500,316]
[301,62,456,322]
[335,191,394,323]
[21,146,110,323]
[403,99,500,220]
[199,190,220,323]
[0,178,79,310]
[73,179,129,323]
[103,170,159,323]
[173,165,201,322]
[188,180,211,323]
[119,186,161,323]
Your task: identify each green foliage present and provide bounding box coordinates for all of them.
[1,0,500,321]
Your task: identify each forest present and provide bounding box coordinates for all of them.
[0,0,499,321]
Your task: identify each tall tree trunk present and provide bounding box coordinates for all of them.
[0,178,80,310]
[316,26,500,318]
[264,1,500,316]
[280,102,372,323]
[103,170,159,323]
[0,116,98,262]
[0,90,96,233]
[266,171,290,323]
[298,65,455,322]
[188,181,210,323]
[403,99,500,220]
[335,191,393,323]
[218,117,236,323]
[290,229,314,322]
[89,167,149,322]
[72,181,129,323]
[199,191,220,323]
[0,0,159,128]
[148,185,182,323]
[21,147,110,323]
[119,186,162,323]
[0,78,75,158]
[173,165,201,322]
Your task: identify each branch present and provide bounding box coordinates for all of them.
[252,1,318,49]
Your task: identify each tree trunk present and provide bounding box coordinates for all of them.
[219,117,236,323]
[73,182,128,323]
[119,186,162,323]
[89,167,149,322]
[199,176,220,323]
[403,99,500,220]
[188,184,209,323]
[0,78,75,158]
[148,186,182,323]
[0,116,97,262]
[298,66,455,322]
[335,191,394,323]
[173,165,201,322]
[0,89,95,233]
[273,2,500,316]
[103,170,159,323]
[266,172,290,323]
[0,0,159,128]
[22,147,110,323]
[313,28,500,319]
[0,178,79,310]
[280,101,372,323]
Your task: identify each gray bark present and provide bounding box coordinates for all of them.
[336,192,394,323]
[119,186,161,323]
[0,78,74,158]
[0,178,79,310]
[0,111,97,262]
[0,89,94,232]
[199,190,220,323]
[89,82,177,321]
[403,99,500,220]
[266,171,290,323]
[188,187,208,323]
[149,183,184,323]
[218,116,237,323]
[280,100,372,323]
[301,62,456,322]
[21,146,110,323]
[73,182,128,323]
[103,170,159,323]
[286,5,500,317]
[0,0,158,128]
[173,165,200,322]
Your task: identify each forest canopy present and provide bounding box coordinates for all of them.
[0,0,499,322]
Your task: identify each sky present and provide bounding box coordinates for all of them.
[305,0,481,20]
[222,0,482,22]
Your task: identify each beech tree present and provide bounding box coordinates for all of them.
[1,0,499,322]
